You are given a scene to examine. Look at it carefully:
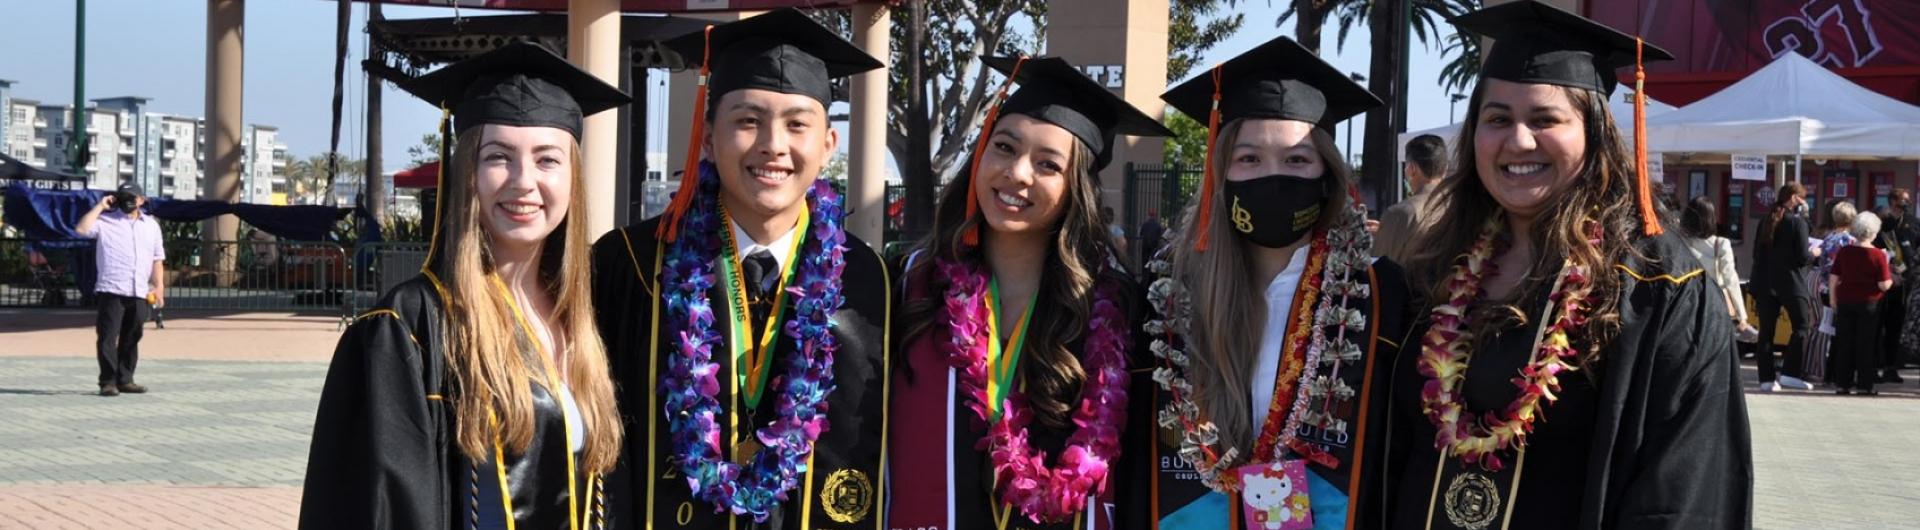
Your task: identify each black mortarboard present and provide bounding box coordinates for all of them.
[1160,36,1382,130]
[399,40,630,138]
[980,56,1174,171]
[1451,0,1674,95]
[664,8,883,112]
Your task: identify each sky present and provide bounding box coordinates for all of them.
[0,1,1465,172]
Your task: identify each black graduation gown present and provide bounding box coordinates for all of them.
[1124,257,1414,530]
[1383,234,1753,530]
[592,216,892,530]
[887,260,1143,530]
[300,275,600,529]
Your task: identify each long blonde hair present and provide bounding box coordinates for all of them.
[433,127,623,473]
[1166,119,1353,459]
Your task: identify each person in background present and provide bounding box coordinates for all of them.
[1372,133,1448,263]
[1806,201,1859,383]
[1753,182,1819,392]
[1137,208,1164,267]
[74,182,165,397]
[1684,197,1758,346]
[1831,212,1893,396]
[1873,189,1917,383]
[1103,205,1130,263]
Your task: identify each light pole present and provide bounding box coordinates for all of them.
[1450,93,1468,123]
[1348,72,1367,158]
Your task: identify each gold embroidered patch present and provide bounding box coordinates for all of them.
[820,468,874,523]
[1443,471,1502,530]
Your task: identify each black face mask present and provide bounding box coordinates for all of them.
[115,192,139,214]
[1224,174,1325,248]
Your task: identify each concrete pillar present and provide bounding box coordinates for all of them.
[203,0,243,276]
[846,4,891,244]
[569,0,620,238]
[1045,0,1169,228]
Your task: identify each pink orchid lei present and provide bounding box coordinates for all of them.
[1144,194,1374,491]
[938,257,1131,523]
[1416,219,1593,472]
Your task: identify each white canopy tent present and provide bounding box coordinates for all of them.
[1646,52,1920,159]
[1396,91,1676,159]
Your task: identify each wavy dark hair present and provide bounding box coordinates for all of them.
[1682,196,1718,239]
[1408,83,1661,368]
[898,134,1133,429]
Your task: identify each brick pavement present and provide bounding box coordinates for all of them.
[0,356,322,528]
[0,309,1917,528]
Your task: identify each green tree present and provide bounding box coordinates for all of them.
[1169,0,1246,83]
[406,133,443,168]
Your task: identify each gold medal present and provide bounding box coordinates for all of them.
[1442,471,1501,530]
[732,438,762,466]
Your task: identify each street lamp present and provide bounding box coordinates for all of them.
[1451,93,1468,122]
[1347,73,1367,157]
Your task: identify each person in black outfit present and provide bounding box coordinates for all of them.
[1874,189,1919,382]
[1384,3,1750,528]
[1753,182,1819,391]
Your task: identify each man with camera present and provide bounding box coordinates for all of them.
[75,182,165,397]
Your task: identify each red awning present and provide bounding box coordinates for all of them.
[395,161,440,189]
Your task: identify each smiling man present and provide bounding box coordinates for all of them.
[589,9,891,530]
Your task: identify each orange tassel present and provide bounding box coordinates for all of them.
[658,25,715,243]
[1192,66,1225,252]
[1634,37,1663,236]
[960,56,1029,247]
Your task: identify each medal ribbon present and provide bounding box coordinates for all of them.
[983,277,1039,423]
[717,204,811,409]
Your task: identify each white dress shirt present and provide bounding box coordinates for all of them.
[1250,244,1311,435]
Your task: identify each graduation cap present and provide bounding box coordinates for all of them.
[656,8,884,241]
[982,56,1175,171]
[664,7,883,113]
[1161,37,1382,130]
[396,40,630,273]
[1160,36,1383,251]
[1450,0,1674,96]
[953,56,1173,245]
[1452,0,1672,235]
[399,40,631,139]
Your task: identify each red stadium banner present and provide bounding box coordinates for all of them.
[346,0,879,13]
[1588,0,1920,73]
[1588,0,1920,105]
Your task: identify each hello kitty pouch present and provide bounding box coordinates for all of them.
[1235,460,1313,530]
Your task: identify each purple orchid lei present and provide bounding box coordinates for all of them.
[658,161,847,521]
[937,257,1131,523]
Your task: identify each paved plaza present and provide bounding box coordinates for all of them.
[0,310,1916,528]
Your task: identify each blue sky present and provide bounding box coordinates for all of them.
[0,1,1463,170]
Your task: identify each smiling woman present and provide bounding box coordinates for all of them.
[1385,2,1751,529]
[889,55,1170,530]
[300,41,628,530]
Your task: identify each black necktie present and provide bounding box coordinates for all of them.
[741,250,779,341]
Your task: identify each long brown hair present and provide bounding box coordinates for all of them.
[1759,182,1807,243]
[899,135,1132,429]
[1163,119,1353,460]
[432,127,623,473]
[1408,83,1645,369]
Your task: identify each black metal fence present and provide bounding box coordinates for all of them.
[1121,162,1202,262]
[1,238,438,326]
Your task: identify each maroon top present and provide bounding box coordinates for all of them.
[1831,245,1891,305]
